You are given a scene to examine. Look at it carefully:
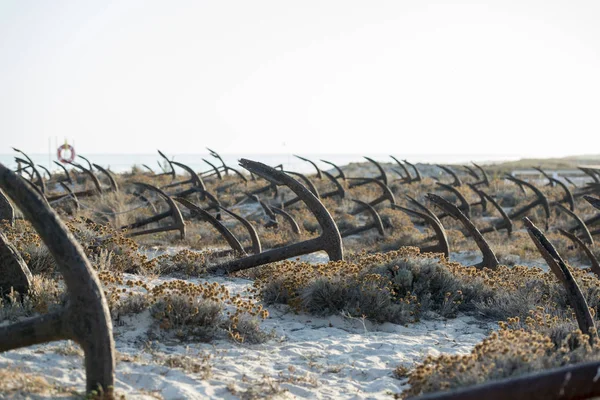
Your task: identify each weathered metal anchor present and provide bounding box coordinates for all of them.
[320,170,346,200]
[474,189,513,236]
[120,183,186,239]
[320,159,346,181]
[341,200,385,238]
[403,160,423,182]
[427,193,499,269]
[174,197,244,255]
[294,155,322,179]
[390,156,414,184]
[281,171,320,208]
[157,150,176,179]
[435,182,470,219]
[348,157,388,188]
[506,175,550,225]
[436,165,462,187]
[0,231,33,296]
[391,196,449,257]
[0,189,14,226]
[206,159,343,274]
[0,163,115,396]
[348,178,396,215]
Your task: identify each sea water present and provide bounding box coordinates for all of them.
[0,153,521,175]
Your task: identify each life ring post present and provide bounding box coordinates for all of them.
[57,144,76,164]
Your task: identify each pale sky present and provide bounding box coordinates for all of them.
[1,1,599,157]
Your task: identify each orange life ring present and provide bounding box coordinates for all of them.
[57,144,76,163]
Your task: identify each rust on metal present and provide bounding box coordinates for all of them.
[0,189,14,226]
[524,217,596,342]
[435,182,470,218]
[392,200,449,257]
[68,162,103,195]
[390,156,413,183]
[53,161,73,185]
[217,205,262,254]
[341,199,385,238]
[0,163,115,396]
[282,171,320,208]
[157,150,176,179]
[467,183,488,212]
[207,159,343,274]
[0,231,33,296]
[93,164,119,193]
[13,153,46,194]
[410,358,600,400]
[162,160,206,191]
[363,157,388,185]
[403,160,422,182]
[558,228,600,278]
[175,197,245,255]
[505,175,550,224]
[37,165,52,181]
[585,195,600,211]
[320,170,346,200]
[532,166,555,187]
[555,203,593,245]
[76,155,93,172]
[476,189,513,236]
[121,183,186,239]
[320,159,346,181]
[348,177,396,215]
[472,163,489,187]
[548,177,574,211]
[462,165,480,181]
[207,147,229,176]
[294,155,323,179]
[270,205,301,234]
[436,165,462,187]
[202,158,223,180]
[427,193,499,270]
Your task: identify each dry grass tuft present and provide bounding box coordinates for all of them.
[254,248,485,324]
[0,367,81,399]
[97,271,270,343]
[402,318,600,398]
[0,276,64,322]
[254,247,600,332]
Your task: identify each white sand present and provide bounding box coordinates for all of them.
[0,273,492,399]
